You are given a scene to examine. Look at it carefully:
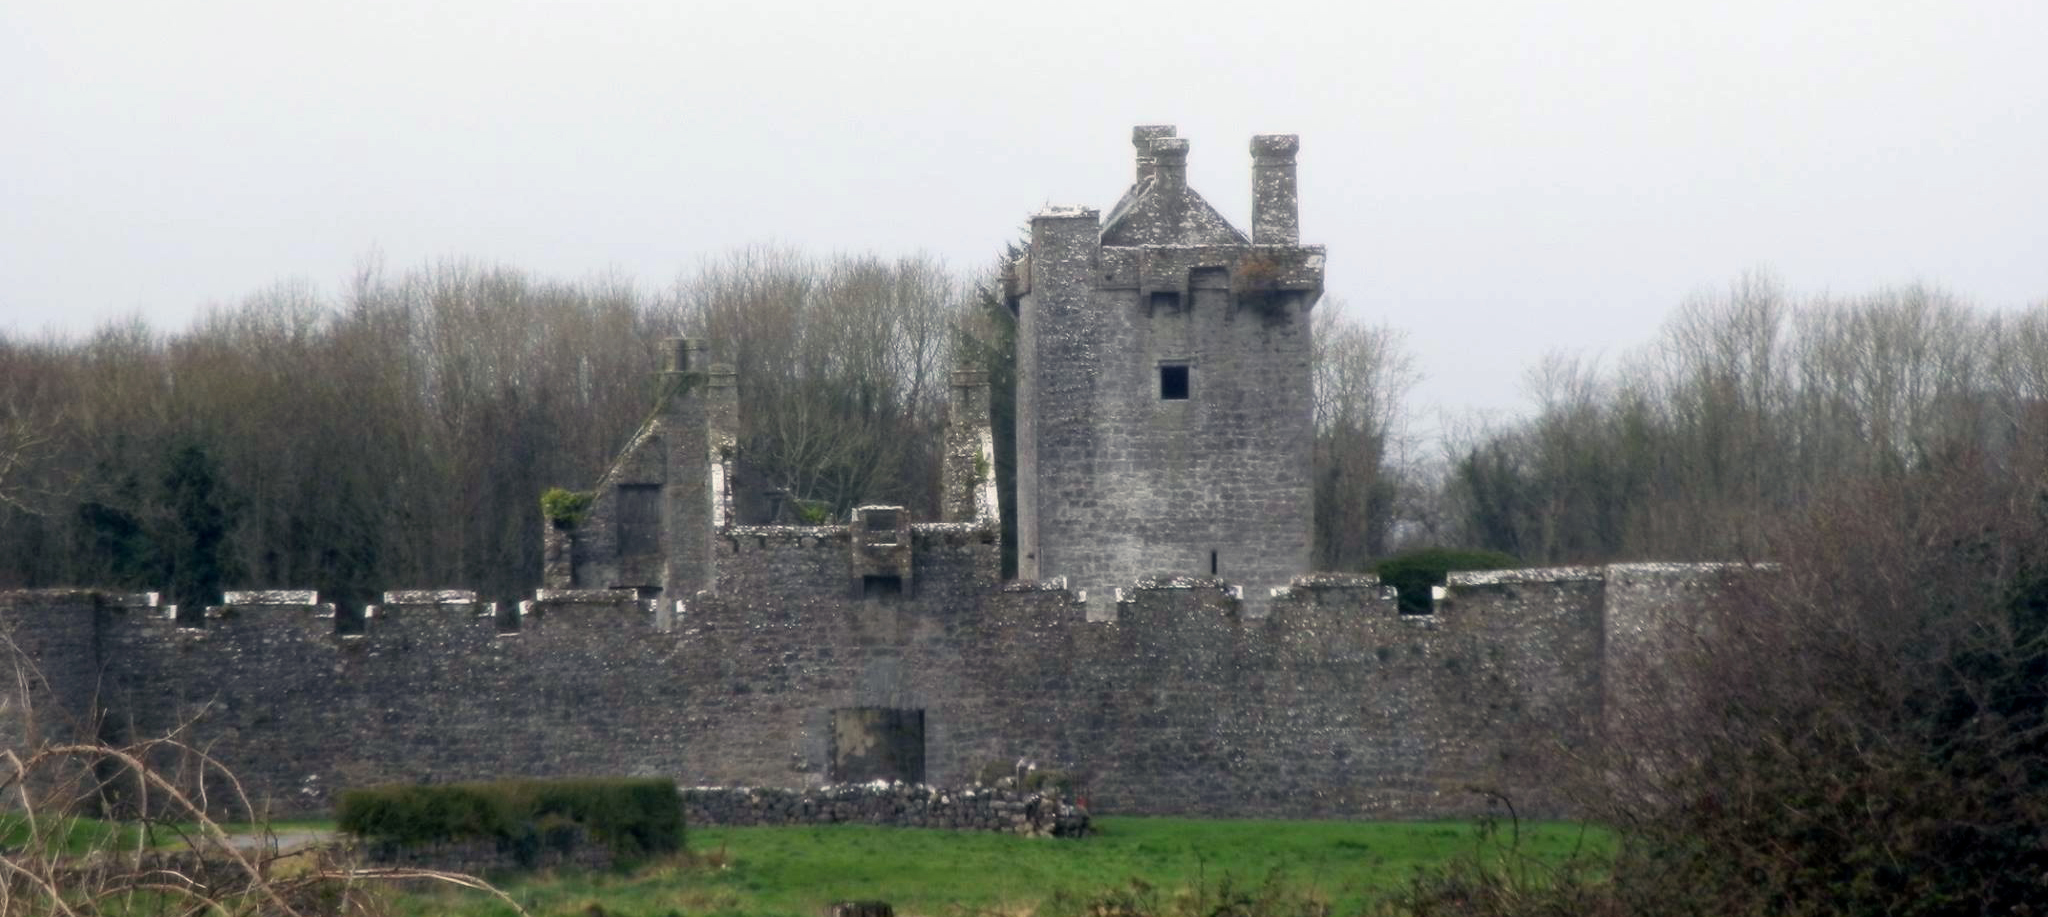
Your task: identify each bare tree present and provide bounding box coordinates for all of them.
[1312,305,1419,568]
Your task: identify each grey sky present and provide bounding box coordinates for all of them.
[4,0,2043,419]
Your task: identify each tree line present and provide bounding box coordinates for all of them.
[11,251,2039,609]
[0,247,1411,607]
[1438,274,2048,564]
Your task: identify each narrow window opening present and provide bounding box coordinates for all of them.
[1150,291,1182,313]
[617,484,662,556]
[1160,364,1190,400]
[863,509,900,544]
[1210,550,1219,576]
[1398,584,1444,616]
[863,574,903,603]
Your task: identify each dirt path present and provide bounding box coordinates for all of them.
[218,828,336,853]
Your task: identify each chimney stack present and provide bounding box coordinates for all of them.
[1250,134,1300,245]
[663,338,705,375]
[1132,125,1177,183]
[1151,137,1190,197]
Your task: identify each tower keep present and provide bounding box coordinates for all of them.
[1006,126,1325,613]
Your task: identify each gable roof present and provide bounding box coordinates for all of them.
[1099,175,1248,247]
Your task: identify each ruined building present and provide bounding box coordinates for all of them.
[0,127,1733,819]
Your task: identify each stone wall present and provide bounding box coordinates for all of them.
[0,589,106,754]
[1,562,1731,820]
[683,784,1090,837]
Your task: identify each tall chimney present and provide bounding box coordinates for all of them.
[1151,137,1190,198]
[1132,125,1176,183]
[1250,134,1300,245]
[942,368,995,525]
[662,337,704,375]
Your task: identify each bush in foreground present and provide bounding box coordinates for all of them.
[1389,461,2048,917]
[338,777,682,864]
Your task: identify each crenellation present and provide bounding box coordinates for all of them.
[382,589,478,605]
[222,589,319,605]
[0,558,1747,818]
[534,587,638,603]
[0,128,1763,822]
[1448,566,1603,588]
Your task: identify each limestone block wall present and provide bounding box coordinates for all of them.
[671,526,1006,789]
[95,588,693,813]
[0,589,111,788]
[1600,562,1753,741]
[2,563,1738,820]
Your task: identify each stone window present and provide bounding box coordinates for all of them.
[617,484,661,556]
[1150,291,1183,313]
[1160,363,1190,400]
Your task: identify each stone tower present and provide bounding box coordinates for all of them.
[1006,126,1325,613]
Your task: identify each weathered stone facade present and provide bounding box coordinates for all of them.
[0,128,1752,822]
[1007,126,1320,615]
[0,560,1731,819]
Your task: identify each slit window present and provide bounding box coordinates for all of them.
[1160,364,1190,400]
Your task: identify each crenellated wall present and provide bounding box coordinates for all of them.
[0,127,1753,823]
[0,560,1734,819]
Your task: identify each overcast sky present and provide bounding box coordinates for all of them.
[4,0,2043,420]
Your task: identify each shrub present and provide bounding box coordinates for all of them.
[1502,462,2048,917]
[338,777,682,863]
[540,487,595,528]
[1372,548,1519,614]
[1020,768,1076,795]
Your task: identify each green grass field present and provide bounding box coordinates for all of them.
[388,817,1609,917]
[0,814,139,855]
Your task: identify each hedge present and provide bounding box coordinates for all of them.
[337,777,682,861]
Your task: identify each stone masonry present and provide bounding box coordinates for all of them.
[0,128,1753,821]
[1006,126,1321,616]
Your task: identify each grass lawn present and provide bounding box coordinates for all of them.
[0,815,140,855]
[0,815,337,855]
[387,817,1609,917]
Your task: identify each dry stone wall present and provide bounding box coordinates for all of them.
[684,784,1090,837]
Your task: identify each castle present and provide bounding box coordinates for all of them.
[0,127,1732,818]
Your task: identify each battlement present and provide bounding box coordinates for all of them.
[0,558,1749,818]
[0,125,1766,822]
[1448,566,1604,588]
